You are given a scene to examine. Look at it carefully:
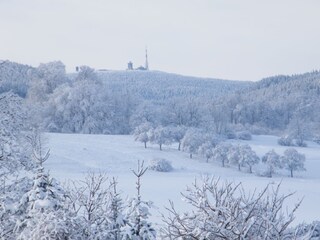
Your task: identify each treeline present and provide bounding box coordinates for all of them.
[134,125,306,178]
[1,60,319,141]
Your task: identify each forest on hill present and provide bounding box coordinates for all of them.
[1,60,319,141]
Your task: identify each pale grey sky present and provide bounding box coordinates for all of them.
[1,0,320,81]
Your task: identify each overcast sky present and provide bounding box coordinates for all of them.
[1,0,320,81]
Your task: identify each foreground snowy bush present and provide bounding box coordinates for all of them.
[148,158,173,172]
[161,177,307,239]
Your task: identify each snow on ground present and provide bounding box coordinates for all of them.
[45,133,320,228]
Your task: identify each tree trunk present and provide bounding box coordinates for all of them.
[222,159,225,168]
[291,169,293,178]
[190,153,192,159]
[269,166,272,178]
[249,166,252,174]
[160,144,162,151]
[238,164,241,171]
[206,157,209,163]
[178,142,181,151]
[144,142,147,148]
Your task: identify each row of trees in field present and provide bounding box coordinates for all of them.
[134,124,306,178]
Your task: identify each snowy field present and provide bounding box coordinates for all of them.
[45,133,320,228]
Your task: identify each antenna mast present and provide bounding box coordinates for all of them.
[145,48,149,70]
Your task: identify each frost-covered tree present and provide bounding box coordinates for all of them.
[0,60,33,97]
[198,141,214,163]
[27,61,67,104]
[123,161,156,239]
[0,177,33,240]
[76,65,98,82]
[44,74,112,134]
[227,145,242,171]
[105,177,126,240]
[281,149,306,177]
[238,144,260,173]
[0,92,31,179]
[149,126,172,151]
[68,173,128,240]
[69,172,112,239]
[133,122,153,148]
[13,135,74,240]
[212,143,232,167]
[181,129,204,159]
[162,177,302,239]
[262,149,282,177]
[166,125,186,151]
[130,102,161,129]
[288,114,310,147]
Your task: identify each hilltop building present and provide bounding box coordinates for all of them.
[127,61,133,70]
[127,49,149,71]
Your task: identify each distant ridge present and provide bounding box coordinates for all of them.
[94,70,251,102]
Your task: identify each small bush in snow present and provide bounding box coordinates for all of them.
[236,131,252,140]
[313,136,320,145]
[295,138,308,147]
[278,135,294,146]
[226,131,237,139]
[148,158,173,172]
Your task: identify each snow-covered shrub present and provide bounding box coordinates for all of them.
[278,135,294,146]
[0,176,33,240]
[148,158,173,172]
[313,136,320,145]
[293,221,320,239]
[295,138,308,147]
[248,125,269,135]
[162,177,303,239]
[226,131,237,139]
[68,172,127,239]
[236,131,252,140]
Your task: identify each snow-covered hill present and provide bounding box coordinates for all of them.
[95,70,250,102]
[45,133,320,227]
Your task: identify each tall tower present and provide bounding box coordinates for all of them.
[145,48,149,70]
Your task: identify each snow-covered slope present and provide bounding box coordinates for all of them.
[45,133,320,227]
[95,70,250,101]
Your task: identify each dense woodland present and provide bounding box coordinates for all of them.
[1,60,320,239]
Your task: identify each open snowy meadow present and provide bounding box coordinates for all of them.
[45,133,320,229]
